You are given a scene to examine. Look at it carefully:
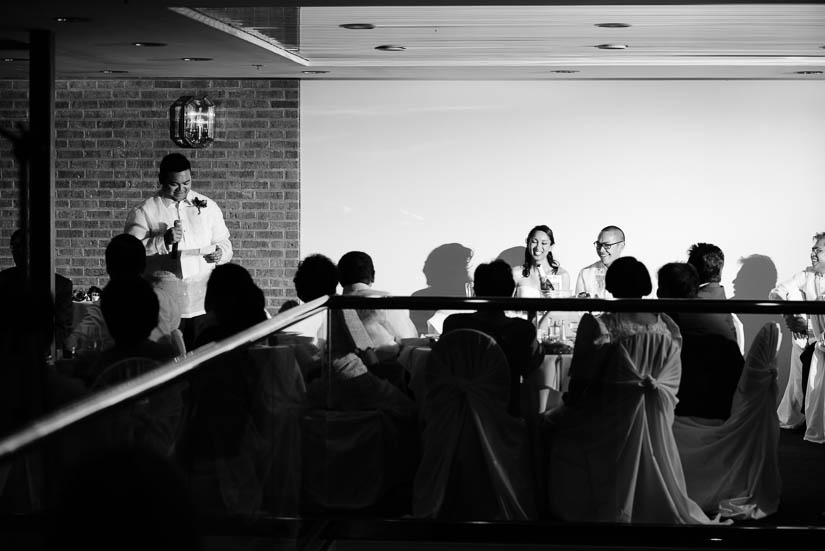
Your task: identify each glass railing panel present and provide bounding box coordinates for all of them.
[3,296,825,546]
[318,296,825,529]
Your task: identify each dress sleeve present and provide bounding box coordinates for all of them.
[769,271,808,301]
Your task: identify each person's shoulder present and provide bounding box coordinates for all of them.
[555,265,570,276]
[443,312,472,331]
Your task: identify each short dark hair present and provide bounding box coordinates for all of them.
[293,254,338,302]
[473,260,516,297]
[158,153,191,179]
[687,242,724,284]
[605,256,651,298]
[101,276,159,348]
[106,234,147,280]
[338,251,375,287]
[657,262,699,299]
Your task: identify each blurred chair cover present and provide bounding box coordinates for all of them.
[91,357,184,458]
[301,408,417,511]
[413,329,535,520]
[673,322,782,519]
[547,319,715,524]
[247,345,306,515]
[778,313,825,443]
[183,347,272,516]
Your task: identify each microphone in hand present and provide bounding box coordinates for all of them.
[170,220,181,259]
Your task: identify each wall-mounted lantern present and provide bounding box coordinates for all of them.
[169,95,215,148]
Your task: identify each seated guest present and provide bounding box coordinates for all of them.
[338,250,417,346]
[287,254,339,349]
[657,262,738,342]
[512,225,570,297]
[194,263,267,346]
[686,242,739,343]
[574,225,626,298]
[548,257,718,524]
[74,277,175,386]
[0,229,73,351]
[443,260,543,417]
[657,263,743,420]
[183,264,273,515]
[65,234,147,353]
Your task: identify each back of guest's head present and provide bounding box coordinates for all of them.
[278,299,300,314]
[338,251,375,287]
[473,260,516,297]
[687,242,724,284]
[102,276,159,349]
[204,263,266,333]
[158,152,191,178]
[106,234,146,280]
[294,254,338,302]
[605,256,651,298]
[657,262,699,299]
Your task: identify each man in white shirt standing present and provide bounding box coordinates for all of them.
[125,153,233,347]
[575,226,626,299]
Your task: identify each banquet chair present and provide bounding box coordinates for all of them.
[90,357,186,458]
[246,344,306,514]
[546,323,715,524]
[301,408,417,513]
[413,328,535,520]
[673,322,782,519]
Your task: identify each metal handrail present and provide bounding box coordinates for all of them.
[0,296,329,459]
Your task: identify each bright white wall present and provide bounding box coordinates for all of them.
[301,80,825,297]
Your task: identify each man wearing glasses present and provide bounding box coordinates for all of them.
[575,226,626,298]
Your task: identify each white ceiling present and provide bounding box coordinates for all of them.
[1,1,824,80]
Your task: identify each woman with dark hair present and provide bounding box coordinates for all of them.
[512,225,570,297]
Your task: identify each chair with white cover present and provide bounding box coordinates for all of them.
[547,318,716,524]
[413,328,535,520]
[246,344,306,515]
[673,322,782,519]
[90,357,185,458]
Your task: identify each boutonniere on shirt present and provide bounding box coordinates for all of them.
[192,197,208,214]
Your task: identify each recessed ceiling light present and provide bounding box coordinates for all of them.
[340,23,375,30]
[795,70,823,75]
[53,16,91,23]
[302,70,329,75]
[375,45,406,52]
[595,23,630,28]
[550,70,579,74]
[181,57,213,62]
[100,69,128,74]
[596,44,628,50]
[132,42,166,47]
[2,58,27,62]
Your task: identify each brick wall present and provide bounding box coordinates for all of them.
[0,79,300,311]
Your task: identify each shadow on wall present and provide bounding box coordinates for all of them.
[731,254,790,404]
[410,243,474,334]
[496,246,526,269]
